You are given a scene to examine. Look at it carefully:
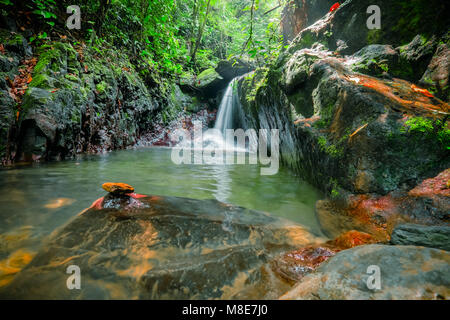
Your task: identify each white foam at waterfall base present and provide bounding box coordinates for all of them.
[175,77,257,163]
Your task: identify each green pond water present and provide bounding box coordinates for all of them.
[0,146,324,257]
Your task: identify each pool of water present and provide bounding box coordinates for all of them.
[0,146,324,259]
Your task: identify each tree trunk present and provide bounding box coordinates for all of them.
[191,0,212,67]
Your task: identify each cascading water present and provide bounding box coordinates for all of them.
[175,75,255,154]
[203,76,256,152]
[214,78,238,134]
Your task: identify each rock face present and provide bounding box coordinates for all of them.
[391,224,450,251]
[281,0,337,44]
[0,194,321,299]
[179,58,254,104]
[215,57,254,82]
[280,244,450,300]
[237,0,450,197]
[0,30,183,164]
[420,42,450,102]
[194,68,226,98]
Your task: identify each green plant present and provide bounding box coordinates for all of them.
[329,178,340,198]
[401,116,450,150]
[318,136,343,158]
[29,0,57,27]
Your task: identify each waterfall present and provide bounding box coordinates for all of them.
[174,76,253,153]
[214,79,237,134]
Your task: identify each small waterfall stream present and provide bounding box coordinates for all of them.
[174,75,254,153]
[214,78,238,134]
[200,77,249,152]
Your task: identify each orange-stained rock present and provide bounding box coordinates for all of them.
[271,230,378,283]
[326,230,377,250]
[271,246,336,283]
[409,168,450,198]
[102,182,134,195]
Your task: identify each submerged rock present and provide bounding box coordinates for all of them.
[281,244,450,300]
[391,224,450,251]
[0,194,321,299]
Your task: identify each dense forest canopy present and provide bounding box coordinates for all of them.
[3,0,286,76]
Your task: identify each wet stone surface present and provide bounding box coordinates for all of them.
[0,194,321,299]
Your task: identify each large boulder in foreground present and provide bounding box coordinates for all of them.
[0,194,320,299]
[281,244,450,300]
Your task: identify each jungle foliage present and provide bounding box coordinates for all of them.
[2,0,286,77]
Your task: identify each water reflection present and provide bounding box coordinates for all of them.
[0,147,323,257]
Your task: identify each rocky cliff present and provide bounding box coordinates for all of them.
[0,30,187,164]
[237,0,449,200]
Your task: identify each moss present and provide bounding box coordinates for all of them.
[318,136,343,158]
[0,30,23,46]
[401,117,449,150]
[64,74,79,82]
[367,29,382,45]
[95,81,108,94]
[34,47,59,74]
[28,73,52,88]
[329,178,340,198]
[197,68,219,82]
[245,68,269,105]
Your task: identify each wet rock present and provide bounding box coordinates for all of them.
[327,230,377,249]
[391,224,450,251]
[1,35,181,164]
[280,0,336,44]
[271,230,377,282]
[272,246,336,283]
[140,108,216,147]
[280,244,450,300]
[0,29,32,59]
[239,45,449,196]
[285,0,448,57]
[195,68,227,99]
[316,170,450,242]
[215,57,254,82]
[397,35,438,82]
[102,182,134,195]
[348,44,400,78]
[420,43,450,102]
[0,195,320,299]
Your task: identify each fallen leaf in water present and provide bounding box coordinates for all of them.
[44,198,75,209]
